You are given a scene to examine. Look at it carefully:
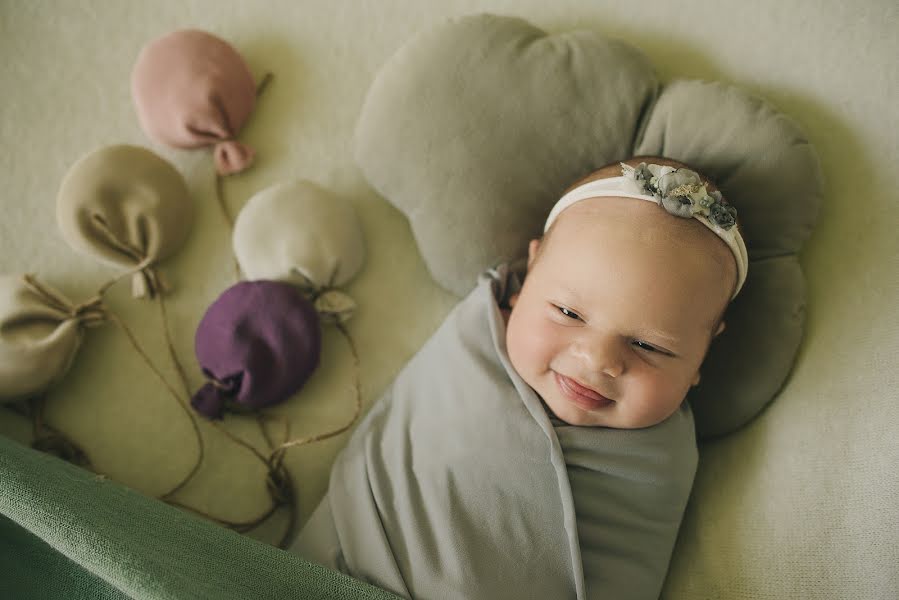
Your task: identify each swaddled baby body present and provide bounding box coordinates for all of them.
[291,156,746,599]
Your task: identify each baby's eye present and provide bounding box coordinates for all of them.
[632,340,660,353]
[555,306,581,321]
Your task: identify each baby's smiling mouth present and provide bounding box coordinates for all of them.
[553,372,615,411]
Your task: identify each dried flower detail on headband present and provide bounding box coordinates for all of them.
[622,162,738,230]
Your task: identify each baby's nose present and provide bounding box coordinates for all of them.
[575,335,625,379]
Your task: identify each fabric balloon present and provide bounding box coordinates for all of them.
[233,180,365,288]
[192,280,322,420]
[0,275,106,402]
[131,29,258,175]
[56,145,193,299]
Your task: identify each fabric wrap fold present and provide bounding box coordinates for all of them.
[292,264,697,599]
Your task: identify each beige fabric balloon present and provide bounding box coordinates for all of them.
[0,275,106,402]
[57,145,193,298]
[233,180,365,306]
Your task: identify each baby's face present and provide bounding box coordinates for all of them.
[505,196,735,429]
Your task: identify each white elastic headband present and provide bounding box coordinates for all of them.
[544,163,748,298]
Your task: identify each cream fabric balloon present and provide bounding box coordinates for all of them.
[57,145,193,298]
[0,275,106,402]
[233,180,365,294]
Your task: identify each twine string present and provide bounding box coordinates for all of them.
[209,419,270,465]
[257,412,290,452]
[14,115,365,548]
[256,72,274,97]
[184,318,362,549]
[13,271,363,550]
[89,215,162,298]
[22,266,202,499]
[272,321,362,454]
[104,309,205,500]
[151,292,207,499]
[213,71,274,284]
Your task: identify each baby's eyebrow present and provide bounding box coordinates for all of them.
[640,328,681,343]
[635,330,686,355]
[557,284,586,304]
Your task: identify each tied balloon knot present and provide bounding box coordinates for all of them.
[191,371,242,420]
[214,140,255,176]
[88,214,169,300]
[292,267,357,324]
[70,295,109,329]
[312,288,356,324]
[22,274,109,329]
[132,266,169,300]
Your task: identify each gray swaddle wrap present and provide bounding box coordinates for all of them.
[292,263,697,599]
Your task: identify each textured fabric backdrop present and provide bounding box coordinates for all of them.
[1,1,897,598]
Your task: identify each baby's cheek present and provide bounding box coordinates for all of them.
[527,323,561,371]
[504,314,525,371]
[631,373,690,427]
[506,312,550,377]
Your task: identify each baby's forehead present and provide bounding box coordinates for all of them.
[558,195,707,241]
[540,202,735,332]
[545,197,737,289]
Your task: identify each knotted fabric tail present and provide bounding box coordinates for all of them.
[213,140,255,175]
[191,382,228,420]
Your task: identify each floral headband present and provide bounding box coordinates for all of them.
[543,162,748,298]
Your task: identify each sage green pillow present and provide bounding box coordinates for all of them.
[354,13,822,438]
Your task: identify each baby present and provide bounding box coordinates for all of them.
[505,156,743,430]
[291,156,747,600]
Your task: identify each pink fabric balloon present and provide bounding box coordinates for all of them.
[131,29,257,175]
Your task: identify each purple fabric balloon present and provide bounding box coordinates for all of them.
[192,280,321,419]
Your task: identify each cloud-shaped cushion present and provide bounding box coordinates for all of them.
[354,14,822,438]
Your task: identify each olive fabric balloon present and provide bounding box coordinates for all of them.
[56,145,193,298]
[0,275,106,402]
[192,280,322,420]
[131,29,258,175]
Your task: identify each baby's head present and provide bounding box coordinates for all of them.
[505,157,747,429]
